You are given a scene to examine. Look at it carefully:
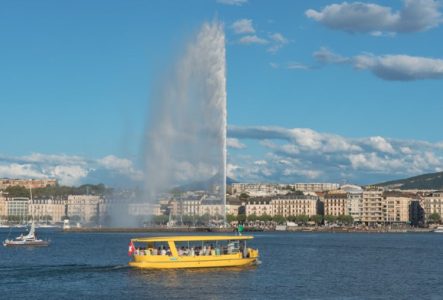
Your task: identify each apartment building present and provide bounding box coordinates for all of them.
[383,192,412,223]
[361,189,384,225]
[292,183,340,192]
[0,178,57,190]
[324,190,347,216]
[245,197,272,216]
[67,195,104,223]
[29,198,66,223]
[272,194,319,218]
[423,191,443,222]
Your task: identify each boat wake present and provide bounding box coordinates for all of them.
[0,263,130,280]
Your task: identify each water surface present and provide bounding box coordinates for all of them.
[1,229,442,299]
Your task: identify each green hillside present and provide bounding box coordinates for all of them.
[375,172,443,190]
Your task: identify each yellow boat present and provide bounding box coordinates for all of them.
[128,235,259,269]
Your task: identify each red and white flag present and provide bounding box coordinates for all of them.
[128,241,135,256]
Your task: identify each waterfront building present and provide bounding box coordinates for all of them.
[0,178,57,190]
[361,188,384,225]
[271,194,319,218]
[383,192,412,224]
[423,191,443,222]
[67,195,104,223]
[225,200,241,216]
[0,194,7,221]
[29,198,66,223]
[339,185,363,223]
[128,203,161,216]
[200,200,224,217]
[324,190,347,216]
[182,198,201,217]
[245,197,272,216]
[292,183,340,192]
[7,197,29,221]
[231,183,288,197]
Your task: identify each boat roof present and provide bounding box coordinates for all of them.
[131,235,254,243]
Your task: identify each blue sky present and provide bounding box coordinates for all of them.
[0,0,442,186]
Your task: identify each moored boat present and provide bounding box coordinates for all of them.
[434,226,443,233]
[3,222,50,247]
[128,235,259,269]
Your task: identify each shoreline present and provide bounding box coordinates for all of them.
[61,226,435,233]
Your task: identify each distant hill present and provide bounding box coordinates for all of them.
[374,171,443,190]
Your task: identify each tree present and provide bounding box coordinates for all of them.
[428,213,441,224]
[237,214,246,224]
[337,215,354,225]
[324,215,337,224]
[258,213,273,222]
[295,214,309,225]
[226,214,237,223]
[247,214,258,222]
[5,186,30,198]
[273,215,286,225]
[310,214,323,225]
[239,193,250,202]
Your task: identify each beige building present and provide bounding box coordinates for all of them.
[29,198,66,223]
[271,195,319,218]
[324,190,347,216]
[0,178,57,190]
[200,201,224,217]
[67,195,104,223]
[0,194,7,221]
[245,197,272,216]
[346,192,362,223]
[362,189,384,225]
[128,203,161,216]
[231,183,287,197]
[423,191,443,222]
[383,192,412,223]
[292,183,340,192]
[225,202,241,216]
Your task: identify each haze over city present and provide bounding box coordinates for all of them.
[1,0,443,187]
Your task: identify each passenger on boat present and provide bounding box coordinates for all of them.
[152,248,158,255]
[190,247,195,256]
[160,247,166,256]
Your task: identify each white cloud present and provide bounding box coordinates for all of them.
[306,0,442,34]
[227,163,240,179]
[227,138,246,149]
[231,19,255,34]
[0,153,144,186]
[49,165,89,186]
[239,35,269,45]
[353,54,443,80]
[313,48,443,81]
[267,32,289,53]
[217,0,247,6]
[314,47,349,64]
[367,136,395,154]
[228,125,443,184]
[98,155,143,181]
[0,163,48,180]
[286,62,310,70]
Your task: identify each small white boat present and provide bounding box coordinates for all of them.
[434,226,443,233]
[3,222,50,247]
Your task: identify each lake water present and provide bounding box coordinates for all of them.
[1,229,443,299]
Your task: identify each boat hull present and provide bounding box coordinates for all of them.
[3,241,50,247]
[129,255,258,269]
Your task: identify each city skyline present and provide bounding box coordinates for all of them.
[1,0,443,186]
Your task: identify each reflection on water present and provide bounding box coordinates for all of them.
[129,265,257,290]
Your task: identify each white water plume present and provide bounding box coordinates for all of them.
[144,21,227,215]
